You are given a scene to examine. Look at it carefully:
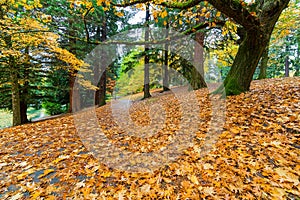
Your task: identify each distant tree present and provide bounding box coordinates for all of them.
[0,1,85,126]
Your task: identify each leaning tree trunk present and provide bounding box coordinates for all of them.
[224,29,270,95]
[209,0,290,95]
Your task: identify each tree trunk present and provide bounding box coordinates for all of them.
[258,44,269,79]
[95,16,107,107]
[95,71,106,106]
[190,66,207,90]
[10,60,21,126]
[163,22,170,92]
[20,46,30,124]
[5,34,21,126]
[20,100,28,124]
[210,0,290,95]
[68,19,80,112]
[295,46,300,76]
[190,10,207,90]
[223,29,271,95]
[194,11,205,80]
[285,56,289,77]
[143,3,151,99]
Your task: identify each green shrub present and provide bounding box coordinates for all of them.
[42,102,67,115]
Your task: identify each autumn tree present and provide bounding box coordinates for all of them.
[0,1,85,126]
[266,0,300,78]
[115,0,291,95]
[41,0,131,108]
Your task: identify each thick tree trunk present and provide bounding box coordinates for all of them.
[163,22,170,92]
[143,3,151,99]
[190,66,207,90]
[258,44,269,79]
[192,13,207,90]
[212,0,290,95]
[224,29,270,95]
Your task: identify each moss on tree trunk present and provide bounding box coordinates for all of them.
[224,29,271,95]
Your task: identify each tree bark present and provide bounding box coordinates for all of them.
[222,0,290,95]
[68,19,80,112]
[285,56,289,77]
[10,59,21,126]
[192,10,207,90]
[258,44,269,79]
[143,3,151,99]
[95,15,107,107]
[295,45,300,76]
[190,66,207,90]
[20,46,30,124]
[224,29,270,95]
[163,22,170,92]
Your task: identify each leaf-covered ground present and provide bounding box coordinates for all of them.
[0,77,299,199]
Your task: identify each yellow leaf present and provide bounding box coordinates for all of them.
[230,127,241,134]
[189,175,199,185]
[270,187,286,199]
[17,168,35,180]
[203,187,215,196]
[205,12,211,18]
[161,10,168,19]
[38,169,55,179]
[116,11,124,17]
[203,163,213,170]
[52,155,70,164]
[31,190,43,198]
[216,11,221,17]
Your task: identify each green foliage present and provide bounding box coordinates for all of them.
[42,102,68,115]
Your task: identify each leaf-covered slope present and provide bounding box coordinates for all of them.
[0,77,299,199]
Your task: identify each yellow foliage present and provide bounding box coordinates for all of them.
[0,3,89,87]
[160,10,168,19]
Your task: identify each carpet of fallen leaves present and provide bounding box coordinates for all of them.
[0,77,299,199]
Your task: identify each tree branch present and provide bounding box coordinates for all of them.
[207,0,260,28]
[61,20,224,46]
[113,0,260,29]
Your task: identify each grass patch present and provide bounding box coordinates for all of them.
[0,109,12,129]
